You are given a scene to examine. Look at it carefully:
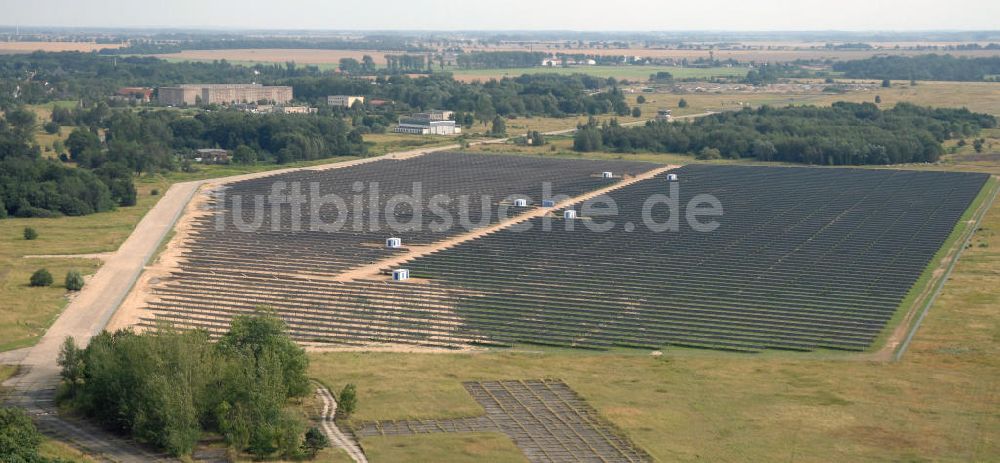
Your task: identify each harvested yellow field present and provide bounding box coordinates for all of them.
[154,48,397,66]
[0,41,123,53]
[463,45,1000,62]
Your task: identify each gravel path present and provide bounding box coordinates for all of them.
[315,383,368,463]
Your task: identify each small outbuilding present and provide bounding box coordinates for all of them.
[392,269,410,281]
[564,210,577,219]
[513,198,528,207]
[386,237,402,248]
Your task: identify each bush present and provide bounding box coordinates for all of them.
[0,407,45,461]
[23,227,38,240]
[30,269,53,287]
[43,121,61,134]
[678,98,688,108]
[489,116,507,137]
[151,189,159,196]
[696,147,722,160]
[301,427,329,459]
[65,270,85,291]
[636,95,646,104]
[337,384,357,419]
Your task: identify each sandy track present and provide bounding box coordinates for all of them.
[315,383,368,463]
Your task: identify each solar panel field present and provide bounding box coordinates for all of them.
[140,156,989,353]
[405,165,989,351]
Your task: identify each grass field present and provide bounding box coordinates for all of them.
[362,433,526,463]
[0,177,168,352]
[25,101,79,158]
[628,80,1000,117]
[362,133,457,156]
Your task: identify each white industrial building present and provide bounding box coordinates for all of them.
[393,110,461,135]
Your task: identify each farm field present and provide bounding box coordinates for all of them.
[0,41,122,54]
[153,48,391,67]
[462,44,1000,62]
[627,80,1000,117]
[148,45,1000,71]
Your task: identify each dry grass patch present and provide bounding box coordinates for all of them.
[361,433,527,463]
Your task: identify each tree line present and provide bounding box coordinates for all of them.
[1,52,635,124]
[2,102,365,219]
[832,54,1000,82]
[288,73,633,121]
[57,313,328,459]
[574,102,996,165]
[455,51,549,69]
[0,51,327,106]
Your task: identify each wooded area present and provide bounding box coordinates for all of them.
[57,313,316,459]
[833,54,1000,81]
[574,102,996,165]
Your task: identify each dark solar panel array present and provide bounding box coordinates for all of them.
[404,165,988,351]
[142,160,987,353]
[182,152,656,276]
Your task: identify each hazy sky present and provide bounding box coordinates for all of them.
[4,0,999,31]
